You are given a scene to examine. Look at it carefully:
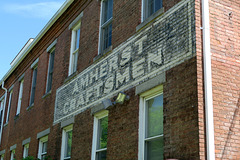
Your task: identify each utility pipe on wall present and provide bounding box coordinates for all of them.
[201,0,216,159]
[0,81,8,145]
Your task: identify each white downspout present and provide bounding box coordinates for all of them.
[201,0,215,159]
[0,81,8,145]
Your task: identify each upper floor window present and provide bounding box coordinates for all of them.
[139,86,164,160]
[69,23,81,75]
[143,0,162,21]
[29,58,39,106]
[17,78,24,115]
[6,89,13,123]
[0,97,5,128]
[46,48,55,93]
[91,110,108,160]
[61,125,73,160]
[99,0,113,54]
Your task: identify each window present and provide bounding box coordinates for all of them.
[61,125,73,160]
[10,150,15,160]
[139,86,163,160]
[6,90,13,123]
[23,143,29,158]
[16,79,24,115]
[143,0,162,21]
[0,98,4,128]
[0,154,4,160]
[29,66,38,106]
[46,48,55,93]
[99,0,113,53]
[38,136,48,160]
[69,23,81,75]
[91,110,108,160]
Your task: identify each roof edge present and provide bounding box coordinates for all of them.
[0,0,74,86]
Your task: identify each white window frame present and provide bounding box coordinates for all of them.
[16,79,24,115]
[142,0,163,21]
[69,22,81,76]
[46,48,55,93]
[91,110,108,160]
[98,0,113,54]
[61,124,73,160]
[23,143,29,158]
[38,136,48,160]
[6,89,13,123]
[138,85,163,160]
[10,150,15,160]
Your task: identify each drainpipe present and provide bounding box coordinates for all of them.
[0,81,8,145]
[201,0,215,159]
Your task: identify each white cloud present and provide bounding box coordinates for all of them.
[2,1,64,19]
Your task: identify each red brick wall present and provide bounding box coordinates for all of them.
[164,57,200,159]
[195,0,240,159]
[0,0,200,159]
[210,0,240,159]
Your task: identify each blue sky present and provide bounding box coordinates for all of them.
[0,0,65,80]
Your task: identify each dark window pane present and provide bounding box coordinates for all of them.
[97,151,107,160]
[65,130,72,158]
[146,136,164,160]
[47,50,55,92]
[154,0,162,12]
[108,24,112,47]
[108,0,113,20]
[98,116,108,149]
[30,68,37,105]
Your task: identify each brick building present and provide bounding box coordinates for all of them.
[0,0,239,159]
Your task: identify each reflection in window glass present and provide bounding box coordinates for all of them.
[145,94,163,160]
[65,130,72,159]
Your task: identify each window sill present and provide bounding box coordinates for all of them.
[136,7,164,32]
[94,46,112,62]
[27,104,34,111]
[64,71,78,84]
[42,90,51,99]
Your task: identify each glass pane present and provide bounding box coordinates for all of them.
[65,130,72,158]
[97,150,107,160]
[108,24,112,47]
[42,142,48,153]
[103,0,113,23]
[73,52,78,73]
[146,94,163,138]
[154,0,162,12]
[148,0,154,17]
[98,116,108,149]
[25,147,29,157]
[76,28,80,50]
[49,51,55,73]
[146,136,164,160]
[30,68,37,105]
[41,155,46,160]
[108,0,113,20]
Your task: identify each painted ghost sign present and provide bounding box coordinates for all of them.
[54,0,195,124]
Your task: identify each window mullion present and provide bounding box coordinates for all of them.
[101,17,112,28]
[96,148,107,152]
[144,134,163,141]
